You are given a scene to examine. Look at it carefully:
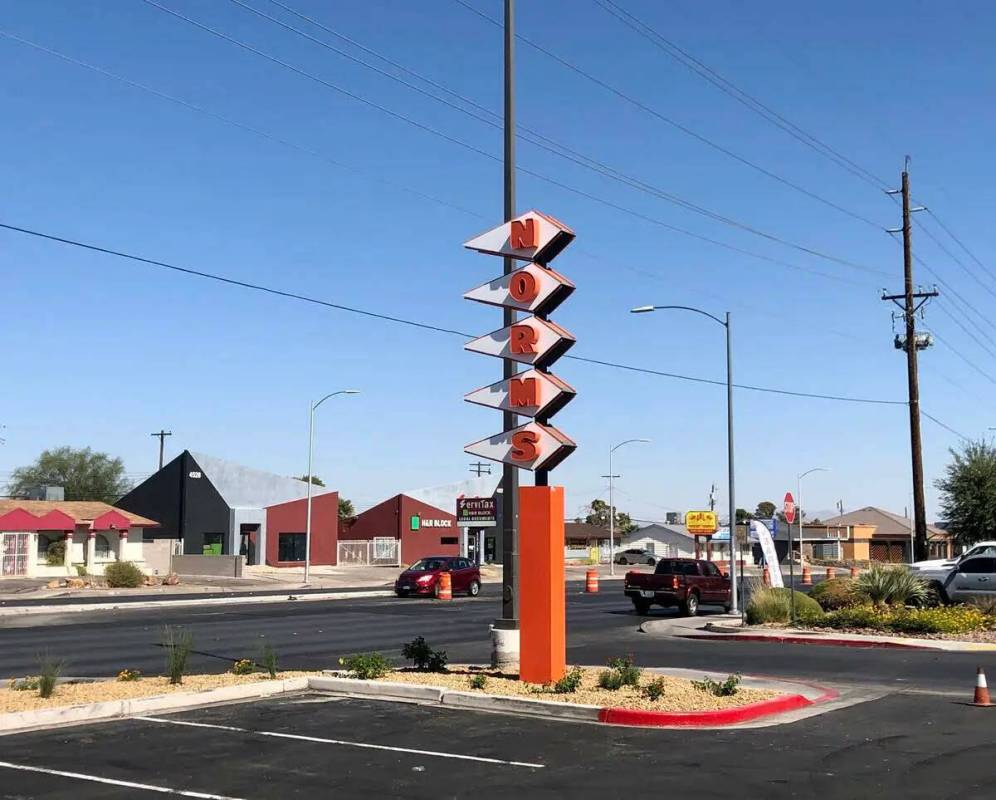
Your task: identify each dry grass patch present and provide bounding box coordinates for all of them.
[0,671,314,714]
[377,668,778,712]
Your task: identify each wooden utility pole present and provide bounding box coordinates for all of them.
[151,429,172,471]
[883,162,937,562]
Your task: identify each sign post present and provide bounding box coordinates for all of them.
[463,210,576,684]
[784,491,796,619]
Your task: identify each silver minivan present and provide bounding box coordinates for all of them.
[943,556,996,603]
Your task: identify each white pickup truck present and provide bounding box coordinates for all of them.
[909,541,996,584]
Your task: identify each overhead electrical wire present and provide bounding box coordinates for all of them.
[449,0,885,232]
[921,411,970,442]
[0,220,905,407]
[144,0,885,281]
[926,209,996,286]
[912,216,996,301]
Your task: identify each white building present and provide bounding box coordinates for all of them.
[621,523,698,559]
[0,499,158,578]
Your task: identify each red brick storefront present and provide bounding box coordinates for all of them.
[345,494,458,565]
[264,491,339,567]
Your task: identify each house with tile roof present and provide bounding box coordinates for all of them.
[796,506,955,563]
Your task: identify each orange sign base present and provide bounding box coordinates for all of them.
[519,485,567,685]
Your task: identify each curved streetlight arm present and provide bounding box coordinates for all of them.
[313,389,361,411]
[630,304,726,328]
[798,467,829,481]
[610,437,651,454]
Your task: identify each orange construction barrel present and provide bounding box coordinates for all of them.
[437,571,452,600]
[763,566,771,586]
[825,567,836,582]
[850,565,859,578]
[801,566,812,586]
[585,569,599,593]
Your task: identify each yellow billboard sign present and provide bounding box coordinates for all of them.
[685,510,719,535]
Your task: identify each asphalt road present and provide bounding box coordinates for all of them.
[0,584,989,694]
[2,692,992,799]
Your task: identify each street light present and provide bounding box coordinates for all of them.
[788,467,830,619]
[304,389,360,584]
[631,304,739,613]
[606,438,651,576]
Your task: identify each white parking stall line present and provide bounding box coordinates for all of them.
[0,760,247,799]
[137,716,545,769]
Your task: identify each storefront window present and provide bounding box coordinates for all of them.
[278,533,307,562]
[95,534,112,559]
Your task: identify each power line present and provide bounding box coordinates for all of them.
[0,219,905,406]
[591,0,890,191]
[921,410,970,442]
[931,329,996,387]
[450,0,885,232]
[926,209,996,285]
[141,0,884,282]
[914,216,996,301]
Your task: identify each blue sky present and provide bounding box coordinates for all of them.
[2,0,994,522]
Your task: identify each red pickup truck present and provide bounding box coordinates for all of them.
[624,558,732,616]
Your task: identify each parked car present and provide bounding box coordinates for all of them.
[623,558,731,616]
[394,556,481,598]
[909,541,996,583]
[615,548,656,566]
[941,556,996,604]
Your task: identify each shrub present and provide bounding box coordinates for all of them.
[231,659,255,676]
[161,625,193,685]
[643,677,668,702]
[468,673,488,691]
[807,605,888,631]
[258,643,278,679]
[552,666,584,694]
[37,656,65,699]
[401,636,447,672]
[8,676,39,691]
[809,578,863,610]
[748,586,823,624]
[854,565,929,607]
[339,652,390,680]
[45,540,66,566]
[597,669,624,690]
[806,604,993,635]
[117,669,141,682]
[75,565,87,577]
[969,595,996,616]
[104,561,145,589]
[692,673,741,697]
[607,655,641,687]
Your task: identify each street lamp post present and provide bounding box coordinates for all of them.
[631,304,739,613]
[794,467,829,618]
[304,389,360,584]
[606,439,651,576]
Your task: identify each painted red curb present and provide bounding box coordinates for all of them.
[597,687,835,727]
[681,632,941,651]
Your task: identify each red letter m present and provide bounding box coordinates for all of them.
[509,377,538,409]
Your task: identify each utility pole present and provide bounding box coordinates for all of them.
[151,430,172,471]
[708,483,716,512]
[500,0,519,626]
[883,160,937,563]
[469,462,492,477]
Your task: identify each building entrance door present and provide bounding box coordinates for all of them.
[1,533,30,576]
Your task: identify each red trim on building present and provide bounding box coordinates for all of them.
[347,494,459,565]
[33,510,78,530]
[91,510,135,531]
[264,492,339,567]
[0,508,48,531]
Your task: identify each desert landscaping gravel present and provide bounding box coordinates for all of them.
[377,668,778,711]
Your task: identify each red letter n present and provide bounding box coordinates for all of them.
[510,218,537,250]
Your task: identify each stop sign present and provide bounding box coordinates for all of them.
[783,492,796,524]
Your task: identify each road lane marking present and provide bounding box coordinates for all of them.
[0,760,246,798]
[137,716,545,768]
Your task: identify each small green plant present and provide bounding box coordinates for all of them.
[258,642,278,679]
[401,636,448,672]
[37,656,65,699]
[643,677,668,702]
[808,603,994,635]
[597,669,624,691]
[853,565,929,607]
[161,625,193,685]
[468,673,488,691]
[809,578,863,610]
[75,565,87,577]
[692,673,741,697]
[969,595,996,616]
[606,655,641,687]
[8,676,40,691]
[104,561,145,588]
[552,666,584,694]
[117,668,142,682]
[746,585,823,624]
[231,658,256,676]
[45,540,66,567]
[339,652,390,680]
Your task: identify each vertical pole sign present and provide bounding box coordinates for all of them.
[464,210,577,683]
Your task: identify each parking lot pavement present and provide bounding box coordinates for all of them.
[1,691,993,799]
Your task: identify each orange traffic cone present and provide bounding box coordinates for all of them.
[437,571,452,601]
[763,566,771,586]
[585,569,599,594]
[801,566,812,586]
[973,666,991,707]
[850,565,859,578]
[825,567,836,582]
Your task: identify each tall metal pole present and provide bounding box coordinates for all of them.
[608,447,615,577]
[726,312,739,615]
[500,0,519,624]
[304,400,315,584]
[902,168,928,562]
